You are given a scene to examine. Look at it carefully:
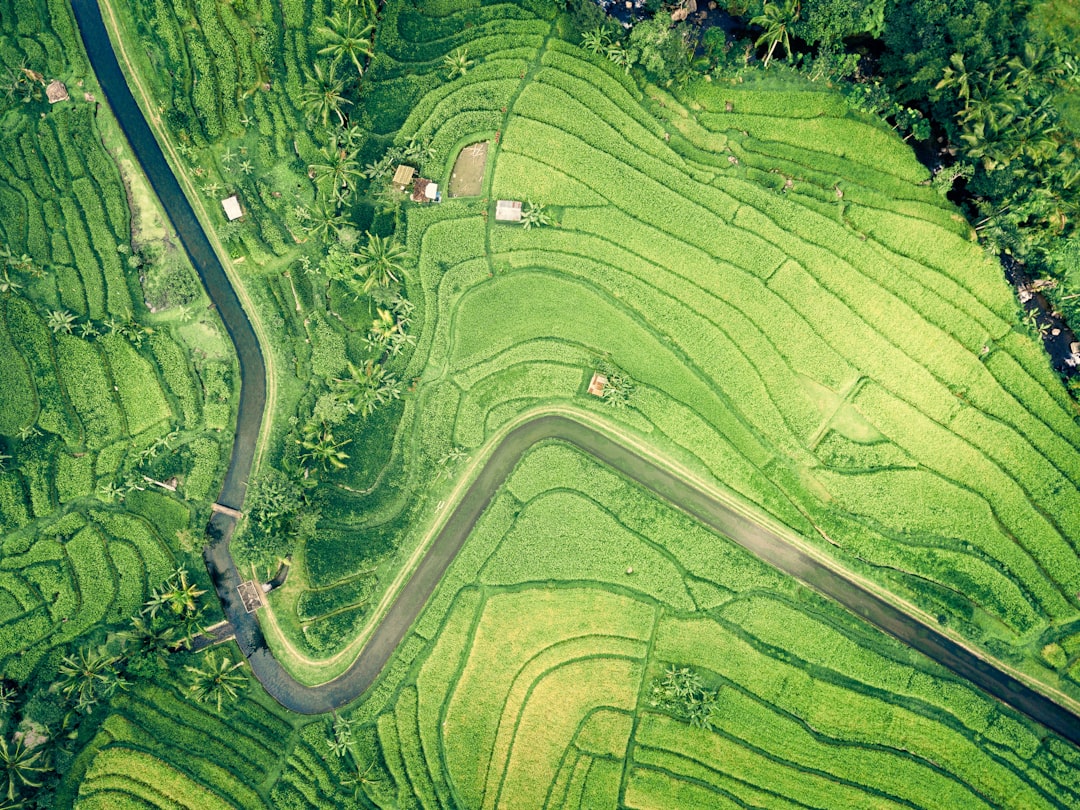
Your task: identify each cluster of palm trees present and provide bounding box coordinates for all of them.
[299,9,375,130]
[0,560,236,804]
[648,665,719,730]
[933,41,1080,259]
[325,713,383,801]
[44,308,152,345]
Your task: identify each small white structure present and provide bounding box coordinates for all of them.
[424,182,439,201]
[495,199,523,222]
[221,195,243,221]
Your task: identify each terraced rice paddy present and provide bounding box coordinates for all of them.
[0,0,234,678]
[327,0,1080,691]
[249,1,1080,805]
[73,679,295,808]
[368,443,1080,809]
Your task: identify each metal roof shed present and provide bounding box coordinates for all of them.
[495,199,522,222]
[221,195,243,221]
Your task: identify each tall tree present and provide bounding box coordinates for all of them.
[300,62,351,129]
[309,145,363,200]
[317,10,375,77]
[185,652,246,713]
[752,0,800,68]
[0,736,47,803]
[353,232,408,293]
[56,646,126,713]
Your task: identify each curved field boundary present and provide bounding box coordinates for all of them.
[71,0,1080,751]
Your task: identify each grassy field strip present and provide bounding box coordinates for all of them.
[96,0,278,477]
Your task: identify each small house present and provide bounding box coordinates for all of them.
[587,372,608,397]
[221,195,243,221]
[46,80,69,104]
[411,178,440,203]
[495,200,523,222]
[392,164,416,190]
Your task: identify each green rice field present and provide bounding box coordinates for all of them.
[275,0,1080,804]
[261,0,1080,691]
[18,0,1080,806]
[0,0,235,679]
[359,442,1080,809]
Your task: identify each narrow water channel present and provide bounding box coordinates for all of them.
[70,0,1080,747]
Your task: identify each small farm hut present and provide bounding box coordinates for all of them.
[412,178,440,203]
[221,195,243,221]
[392,164,416,189]
[495,200,523,222]
[587,372,608,397]
[46,79,69,104]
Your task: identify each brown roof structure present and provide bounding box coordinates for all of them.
[412,177,438,203]
[495,199,523,222]
[46,79,69,104]
[392,164,416,188]
[587,372,608,397]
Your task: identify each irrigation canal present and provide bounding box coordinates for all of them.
[72,0,1080,744]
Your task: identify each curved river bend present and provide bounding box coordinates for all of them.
[72,0,1080,745]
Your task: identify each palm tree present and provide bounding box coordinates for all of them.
[401,135,435,165]
[341,756,383,801]
[46,309,75,334]
[185,652,246,713]
[581,27,611,56]
[143,568,205,620]
[326,714,355,758]
[309,145,363,198]
[317,10,374,77]
[56,646,126,713]
[353,232,408,293]
[303,202,348,242]
[0,269,21,294]
[367,308,399,347]
[520,200,549,230]
[0,736,47,803]
[97,480,122,502]
[300,62,351,129]
[121,615,178,673]
[936,53,975,110]
[333,361,402,417]
[443,48,474,80]
[751,0,799,69]
[77,321,100,340]
[298,424,351,472]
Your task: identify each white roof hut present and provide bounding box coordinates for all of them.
[495,200,523,222]
[221,195,243,221]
